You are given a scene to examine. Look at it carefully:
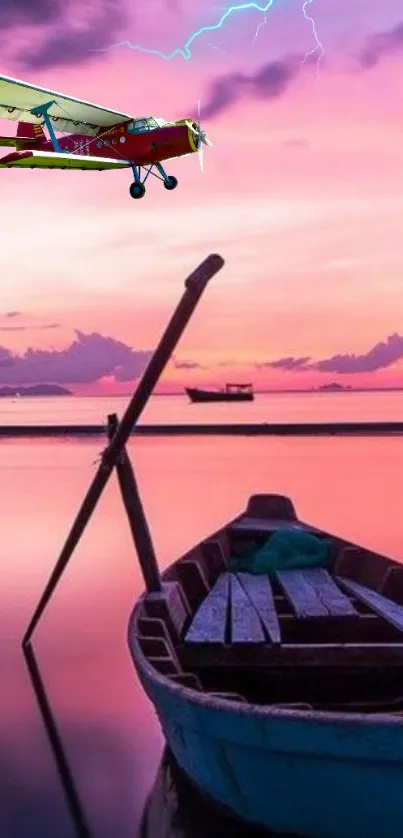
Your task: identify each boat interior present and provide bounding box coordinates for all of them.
[134,494,403,714]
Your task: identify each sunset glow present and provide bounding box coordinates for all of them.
[0,0,402,393]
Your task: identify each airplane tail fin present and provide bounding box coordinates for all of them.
[0,122,46,149]
[17,121,45,142]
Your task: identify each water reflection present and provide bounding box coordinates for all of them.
[24,639,299,838]
[23,643,92,838]
[138,747,298,838]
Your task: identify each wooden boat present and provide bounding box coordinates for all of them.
[128,493,403,838]
[185,383,254,402]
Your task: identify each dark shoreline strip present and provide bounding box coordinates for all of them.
[0,422,403,438]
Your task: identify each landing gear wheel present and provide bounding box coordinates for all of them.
[164,176,178,191]
[129,181,146,199]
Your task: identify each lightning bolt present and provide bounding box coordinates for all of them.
[95,0,323,76]
[253,12,267,45]
[301,0,324,80]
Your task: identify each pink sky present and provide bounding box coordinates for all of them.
[0,0,403,393]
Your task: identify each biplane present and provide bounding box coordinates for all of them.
[0,74,212,199]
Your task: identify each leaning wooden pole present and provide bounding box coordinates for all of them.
[107,412,161,593]
[22,253,224,647]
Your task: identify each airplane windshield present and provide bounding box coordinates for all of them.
[126,117,167,133]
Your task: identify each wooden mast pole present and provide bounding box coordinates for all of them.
[107,412,161,593]
[22,253,224,647]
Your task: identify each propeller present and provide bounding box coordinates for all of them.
[190,100,213,174]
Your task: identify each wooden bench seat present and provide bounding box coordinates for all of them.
[184,571,281,645]
[277,568,357,618]
[338,577,403,633]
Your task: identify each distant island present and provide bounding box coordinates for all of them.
[0,384,72,397]
[317,382,352,392]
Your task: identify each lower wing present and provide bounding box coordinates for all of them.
[0,150,132,170]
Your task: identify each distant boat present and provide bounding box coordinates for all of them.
[185,383,254,403]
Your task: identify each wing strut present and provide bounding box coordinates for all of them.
[30,101,66,154]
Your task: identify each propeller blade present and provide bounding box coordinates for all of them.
[198,137,204,173]
[201,135,213,148]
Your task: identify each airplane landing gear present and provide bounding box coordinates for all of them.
[164,175,178,191]
[129,163,178,200]
[129,181,146,199]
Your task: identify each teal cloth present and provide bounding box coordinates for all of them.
[229,529,332,576]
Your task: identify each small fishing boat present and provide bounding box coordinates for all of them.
[128,493,403,838]
[185,383,254,402]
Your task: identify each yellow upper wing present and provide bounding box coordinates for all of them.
[0,74,132,137]
[0,150,132,170]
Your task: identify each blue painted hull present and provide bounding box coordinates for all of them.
[130,631,403,838]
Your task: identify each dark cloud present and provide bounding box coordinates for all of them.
[1,0,127,70]
[0,330,152,385]
[4,310,21,318]
[0,0,59,28]
[202,56,301,119]
[0,322,60,332]
[23,1,126,70]
[358,22,403,69]
[258,356,312,371]
[173,358,204,369]
[256,334,403,375]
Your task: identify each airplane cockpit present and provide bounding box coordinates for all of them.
[126,117,168,134]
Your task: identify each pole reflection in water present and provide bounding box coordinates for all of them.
[23,642,298,838]
[23,642,93,838]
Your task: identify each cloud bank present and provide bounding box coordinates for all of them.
[258,333,403,374]
[358,22,403,69]
[0,330,152,385]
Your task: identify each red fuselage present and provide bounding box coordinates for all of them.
[29,121,196,165]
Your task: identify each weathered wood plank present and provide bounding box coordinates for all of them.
[184,573,229,644]
[337,577,403,633]
[236,572,281,644]
[277,569,328,617]
[179,642,403,669]
[277,569,356,618]
[229,574,265,643]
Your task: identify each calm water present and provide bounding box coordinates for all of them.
[0,389,402,426]
[2,392,403,837]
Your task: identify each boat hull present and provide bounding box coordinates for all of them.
[131,635,403,838]
[185,387,254,402]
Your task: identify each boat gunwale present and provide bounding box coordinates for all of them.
[129,600,403,731]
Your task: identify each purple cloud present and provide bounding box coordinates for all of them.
[1,0,59,28]
[358,22,403,69]
[256,334,403,375]
[0,330,152,385]
[4,311,21,319]
[202,56,302,119]
[314,333,403,374]
[1,0,127,69]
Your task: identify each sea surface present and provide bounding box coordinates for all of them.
[0,389,402,425]
[2,391,403,838]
